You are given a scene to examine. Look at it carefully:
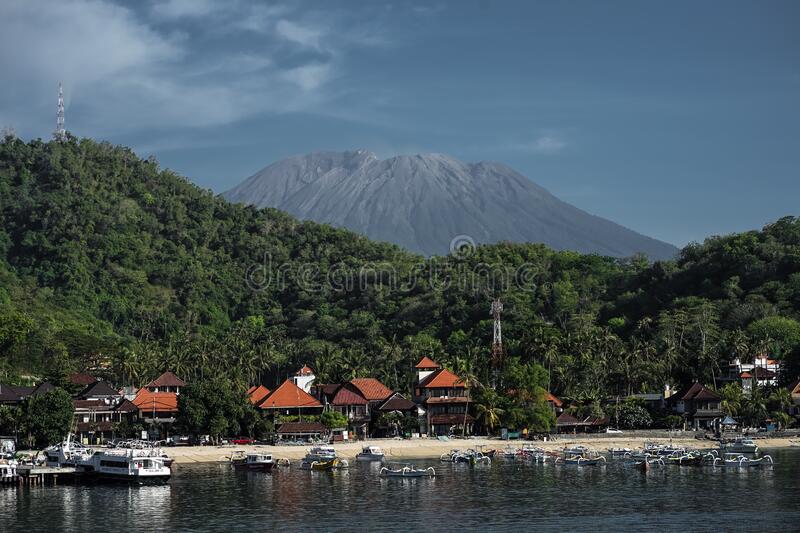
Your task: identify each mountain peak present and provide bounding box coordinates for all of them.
[223,150,677,259]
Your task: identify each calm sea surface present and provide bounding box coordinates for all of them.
[3,448,799,532]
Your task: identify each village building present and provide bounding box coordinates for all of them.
[73,398,139,444]
[375,392,418,437]
[329,383,370,439]
[292,365,316,393]
[247,385,271,406]
[68,373,98,387]
[75,380,121,401]
[555,412,609,433]
[413,357,473,436]
[143,371,186,394]
[668,382,723,430]
[133,389,179,440]
[256,379,323,418]
[721,356,783,389]
[0,383,34,406]
[276,421,328,443]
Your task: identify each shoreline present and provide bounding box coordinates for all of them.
[163,435,799,464]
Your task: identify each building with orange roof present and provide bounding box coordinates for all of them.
[248,385,271,405]
[257,379,323,417]
[414,356,441,384]
[350,378,393,402]
[133,390,179,419]
[413,359,472,436]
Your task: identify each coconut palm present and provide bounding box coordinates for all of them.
[475,393,505,435]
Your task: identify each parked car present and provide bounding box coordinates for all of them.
[189,435,211,446]
[231,437,255,445]
[605,428,623,434]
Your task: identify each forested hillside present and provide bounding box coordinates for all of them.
[1,135,799,403]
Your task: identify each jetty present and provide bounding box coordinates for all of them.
[13,465,77,485]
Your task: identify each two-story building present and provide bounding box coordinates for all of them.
[413,357,473,436]
[668,382,723,430]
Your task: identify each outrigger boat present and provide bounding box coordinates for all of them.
[356,446,386,462]
[380,463,436,478]
[233,453,275,473]
[713,452,773,468]
[560,454,606,466]
[302,458,349,471]
[608,447,632,457]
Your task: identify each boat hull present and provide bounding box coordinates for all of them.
[234,462,274,473]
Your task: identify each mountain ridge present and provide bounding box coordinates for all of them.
[224,150,678,259]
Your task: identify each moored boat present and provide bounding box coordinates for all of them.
[302,458,349,471]
[233,453,275,473]
[78,448,171,482]
[356,446,385,462]
[720,437,758,454]
[380,464,435,478]
[304,446,337,462]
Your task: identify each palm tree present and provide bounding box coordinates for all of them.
[457,370,483,437]
[719,383,743,417]
[475,396,505,435]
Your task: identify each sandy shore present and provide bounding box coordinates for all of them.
[164,435,799,464]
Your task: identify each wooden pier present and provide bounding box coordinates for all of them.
[11,465,77,485]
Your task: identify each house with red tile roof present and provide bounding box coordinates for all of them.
[69,373,98,387]
[256,379,323,417]
[330,383,370,438]
[248,385,271,406]
[413,358,472,436]
[350,378,393,402]
[144,371,186,394]
[668,382,723,430]
[414,356,441,383]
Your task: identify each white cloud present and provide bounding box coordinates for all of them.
[0,0,368,137]
[281,64,332,91]
[276,19,323,49]
[530,134,567,154]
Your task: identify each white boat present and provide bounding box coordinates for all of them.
[714,452,773,468]
[608,447,632,457]
[78,448,171,482]
[380,464,435,478]
[0,459,17,480]
[43,434,91,467]
[720,437,758,454]
[304,446,337,462]
[356,446,385,461]
[563,445,592,457]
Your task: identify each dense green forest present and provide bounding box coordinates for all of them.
[1,135,799,410]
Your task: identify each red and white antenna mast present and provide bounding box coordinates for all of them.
[490,298,504,367]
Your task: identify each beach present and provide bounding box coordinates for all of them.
[163,434,799,463]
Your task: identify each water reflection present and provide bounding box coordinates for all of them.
[2,449,799,531]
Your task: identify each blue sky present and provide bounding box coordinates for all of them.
[1,0,798,247]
